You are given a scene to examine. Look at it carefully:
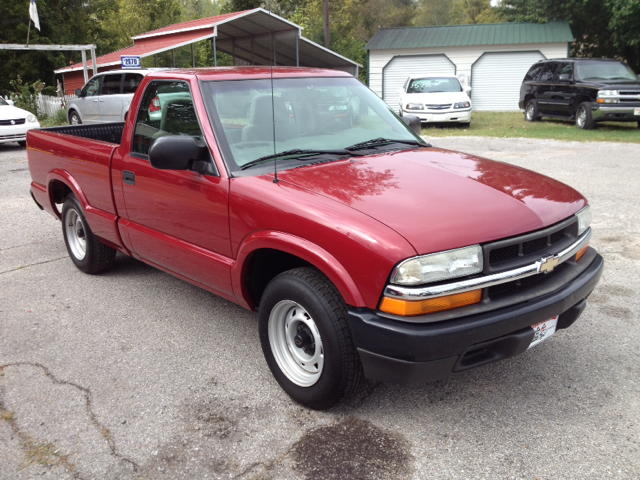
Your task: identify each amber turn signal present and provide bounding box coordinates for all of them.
[380,289,482,316]
[576,243,589,261]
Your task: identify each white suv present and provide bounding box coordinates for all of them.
[67,69,157,124]
[398,76,472,126]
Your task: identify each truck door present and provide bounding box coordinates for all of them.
[119,79,234,297]
[553,63,576,117]
[98,73,125,123]
[536,62,559,115]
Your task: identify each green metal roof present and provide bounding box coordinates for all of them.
[365,22,573,50]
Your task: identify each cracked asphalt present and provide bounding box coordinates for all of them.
[1,135,639,479]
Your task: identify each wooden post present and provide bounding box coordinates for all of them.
[81,50,88,83]
[323,0,330,48]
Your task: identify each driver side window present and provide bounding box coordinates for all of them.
[132,80,203,155]
[83,77,101,97]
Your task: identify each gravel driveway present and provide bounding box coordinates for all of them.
[1,137,638,479]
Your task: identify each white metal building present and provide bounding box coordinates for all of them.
[365,22,573,111]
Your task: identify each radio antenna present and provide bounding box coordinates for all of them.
[268,2,279,183]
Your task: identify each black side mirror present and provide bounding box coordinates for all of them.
[149,135,215,174]
[75,89,83,97]
[402,115,422,135]
[558,74,571,82]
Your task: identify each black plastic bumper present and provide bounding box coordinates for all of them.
[348,253,603,384]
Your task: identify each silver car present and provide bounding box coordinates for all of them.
[67,70,155,124]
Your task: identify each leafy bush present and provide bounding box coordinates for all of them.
[9,76,44,116]
[54,108,68,125]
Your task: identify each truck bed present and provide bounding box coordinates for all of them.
[42,122,125,145]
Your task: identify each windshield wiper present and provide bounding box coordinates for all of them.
[345,137,428,151]
[240,149,359,170]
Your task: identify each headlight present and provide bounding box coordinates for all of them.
[391,245,483,286]
[576,205,591,236]
[405,103,423,111]
[27,114,37,123]
[599,90,618,96]
[454,101,470,109]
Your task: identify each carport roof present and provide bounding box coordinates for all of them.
[365,21,573,50]
[56,8,360,74]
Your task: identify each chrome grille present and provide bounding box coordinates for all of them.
[0,118,26,126]
[425,104,452,110]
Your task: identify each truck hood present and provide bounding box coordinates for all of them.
[278,147,586,254]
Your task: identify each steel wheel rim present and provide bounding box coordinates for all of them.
[577,108,586,128]
[268,300,324,387]
[70,114,79,125]
[525,104,534,121]
[65,208,87,260]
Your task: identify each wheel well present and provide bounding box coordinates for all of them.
[573,96,592,111]
[245,249,313,309]
[524,94,535,105]
[68,109,77,122]
[49,180,72,206]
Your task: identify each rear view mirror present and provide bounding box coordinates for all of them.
[149,135,215,174]
[75,89,82,97]
[402,115,422,135]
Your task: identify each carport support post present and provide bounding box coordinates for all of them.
[295,33,299,67]
[81,50,88,83]
[154,55,157,67]
[212,37,217,67]
[191,44,195,68]
[172,49,176,68]
[251,38,255,65]
[91,48,97,77]
[232,39,236,66]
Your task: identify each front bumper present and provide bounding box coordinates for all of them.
[403,109,471,123]
[0,123,40,144]
[348,252,603,384]
[592,105,640,122]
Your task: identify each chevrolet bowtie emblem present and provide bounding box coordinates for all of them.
[10,120,16,125]
[539,256,559,274]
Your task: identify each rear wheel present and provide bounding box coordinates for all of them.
[259,267,364,410]
[69,110,81,125]
[525,99,540,122]
[575,102,596,130]
[61,195,116,274]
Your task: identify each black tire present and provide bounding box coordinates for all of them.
[575,101,596,130]
[18,140,26,147]
[69,110,81,125]
[61,195,116,274]
[637,121,640,129]
[524,99,540,122]
[259,267,364,410]
[460,122,471,128]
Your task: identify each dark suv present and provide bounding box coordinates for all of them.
[519,58,640,129]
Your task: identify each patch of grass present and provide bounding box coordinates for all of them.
[25,442,60,466]
[422,111,640,143]
[39,109,68,128]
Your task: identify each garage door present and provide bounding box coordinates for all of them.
[383,55,456,112]
[471,52,545,111]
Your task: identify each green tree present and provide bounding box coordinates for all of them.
[499,0,640,72]
[450,0,503,24]
[0,0,117,95]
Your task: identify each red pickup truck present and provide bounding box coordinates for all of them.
[28,68,603,409]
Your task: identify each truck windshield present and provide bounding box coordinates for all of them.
[575,61,637,82]
[200,76,423,174]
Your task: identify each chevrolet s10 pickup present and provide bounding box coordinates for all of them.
[27,67,603,409]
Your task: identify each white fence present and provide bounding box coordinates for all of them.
[2,94,76,117]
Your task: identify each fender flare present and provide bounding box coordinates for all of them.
[231,231,366,309]
[46,169,91,219]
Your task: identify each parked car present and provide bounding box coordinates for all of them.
[67,69,161,125]
[520,58,640,129]
[397,76,472,126]
[0,97,40,146]
[28,68,602,410]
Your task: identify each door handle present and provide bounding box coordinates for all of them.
[123,170,135,185]
[93,99,99,102]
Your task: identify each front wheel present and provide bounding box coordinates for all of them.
[61,195,116,274]
[69,110,81,125]
[259,267,364,410]
[575,102,596,130]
